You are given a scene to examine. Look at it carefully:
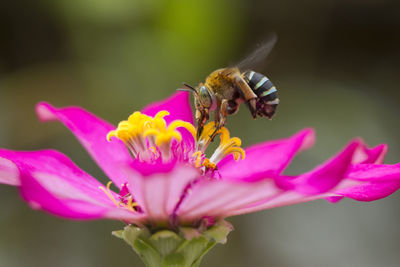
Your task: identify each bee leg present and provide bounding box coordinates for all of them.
[219,99,229,128]
[209,98,229,141]
[196,108,209,140]
[246,99,257,119]
[208,98,222,141]
[232,75,258,118]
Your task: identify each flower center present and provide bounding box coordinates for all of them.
[107,110,245,168]
[101,110,246,214]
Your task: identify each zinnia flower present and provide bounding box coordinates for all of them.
[1,92,400,267]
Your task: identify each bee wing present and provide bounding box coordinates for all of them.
[236,33,277,71]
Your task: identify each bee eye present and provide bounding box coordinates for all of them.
[199,86,213,108]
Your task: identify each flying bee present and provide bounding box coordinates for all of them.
[182,36,279,139]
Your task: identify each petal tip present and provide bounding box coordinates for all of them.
[0,156,21,186]
[142,91,194,124]
[296,128,316,151]
[35,102,56,122]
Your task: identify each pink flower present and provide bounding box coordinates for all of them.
[1,91,400,227]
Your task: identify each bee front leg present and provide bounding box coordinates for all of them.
[196,108,209,140]
[210,98,228,141]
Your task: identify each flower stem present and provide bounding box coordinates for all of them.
[112,220,233,267]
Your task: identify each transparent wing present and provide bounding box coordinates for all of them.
[236,33,277,71]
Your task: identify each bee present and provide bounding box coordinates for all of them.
[182,36,279,139]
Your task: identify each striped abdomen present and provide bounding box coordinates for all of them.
[243,70,279,118]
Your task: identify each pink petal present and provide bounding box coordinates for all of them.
[287,140,360,194]
[177,177,282,221]
[230,162,400,216]
[123,162,199,222]
[209,141,367,217]
[20,174,110,220]
[0,149,144,222]
[228,191,328,216]
[330,180,400,201]
[218,129,315,181]
[142,91,194,124]
[36,102,131,187]
[346,164,400,181]
[352,141,387,164]
[0,156,20,186]
[328,163,400,201]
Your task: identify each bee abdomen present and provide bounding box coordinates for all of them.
[243,71,275,98]
[243,70,279,118]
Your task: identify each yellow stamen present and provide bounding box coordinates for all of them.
[154,110,170,120]
[107,110,196,160]
[202,158,217,170]
[106,130,116,141]
[206,123,246,164]
[196,121,223,152]
[124,197,138,212]
[99,181,139,213]
[168,121,196,139]
[225,147,246,160]
[192,151,203,168]
[98,181,119,207]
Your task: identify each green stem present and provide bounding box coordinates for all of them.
[112,220,233,267]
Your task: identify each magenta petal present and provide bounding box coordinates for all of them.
[0,149,144,222]
[0,156,20,186]
[353,141,387,164]
[21,171,144,222]
[330,180,400,201]
[289,140,360,194]
[228,191,329,217]
[346,164,400,181]
[142,91,194,125]
[36,102,131,187]
[329,163,400,201]
[0,149,111,203]
[218,129,315,181]
[177,178,281,221]
[20,172,109,220]
[124,163,199,222]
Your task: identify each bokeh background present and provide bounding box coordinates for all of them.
[1,0,400,266]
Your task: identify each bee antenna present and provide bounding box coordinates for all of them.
[178,82,198,96]
[182,82,196,91]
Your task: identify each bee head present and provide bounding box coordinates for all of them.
[179,83,214,110]
[197,85,214,109]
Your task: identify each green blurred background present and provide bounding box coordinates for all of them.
[1,0,400,266]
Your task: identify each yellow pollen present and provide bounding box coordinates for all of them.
[192,151,203,168]
[107,110,196,157]
[107,112,152,143]
[144,115,195,146]
[202,158,217,170]
[149,146,157,154]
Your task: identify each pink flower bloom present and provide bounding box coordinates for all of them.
[1,91,400,227]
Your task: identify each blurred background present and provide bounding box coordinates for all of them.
[0,0,400,266]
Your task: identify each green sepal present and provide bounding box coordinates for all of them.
[113,220,233,267]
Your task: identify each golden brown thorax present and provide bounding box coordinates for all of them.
[204,67,241,99]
